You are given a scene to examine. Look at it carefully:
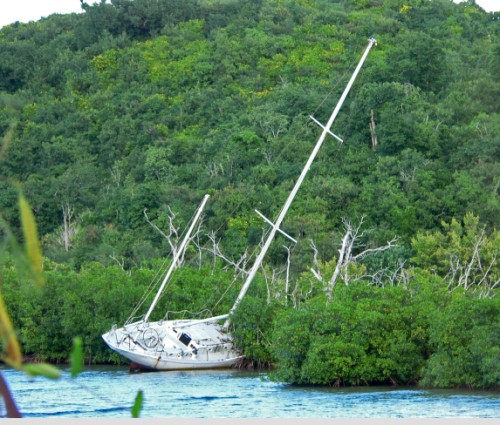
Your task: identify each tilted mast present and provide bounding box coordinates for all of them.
[225,38,377,326]
[144,194,210,322]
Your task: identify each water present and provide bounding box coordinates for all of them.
[1,365,499,418]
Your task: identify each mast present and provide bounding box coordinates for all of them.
[225,38,377,325]
[144,194,210,322]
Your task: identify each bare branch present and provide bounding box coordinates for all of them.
[144,206,205,267]
[446,229,497,297]
[144,208,172,244]
[462,230,485,290]
[57,202,79,252]
[204,231,249,277]
[109,252,131,275]
[326,216,399,297]
[283,244,292,301]
[476,254,497,289]
[351,236,399,262]
[309,239,323,282]
[326,224,351,296]
[369,109,378,150]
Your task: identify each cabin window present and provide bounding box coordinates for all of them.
[179,332,192,346]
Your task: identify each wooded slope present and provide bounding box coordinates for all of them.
[0,0,498,388]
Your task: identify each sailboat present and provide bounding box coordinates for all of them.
[101,37,377,371]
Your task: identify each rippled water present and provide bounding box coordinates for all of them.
[1,366,499,418]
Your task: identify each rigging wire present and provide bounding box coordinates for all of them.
[127,198,208,323]
[312,60,357,117]
[146,208,209,314]
[125,258,169,324]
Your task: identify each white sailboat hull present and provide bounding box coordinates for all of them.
[102,316,244,371]
[106,346,242,370]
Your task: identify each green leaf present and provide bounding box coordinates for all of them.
[70,337,83,378]
[0,125,15,163]
[18,192,44,287]
[22,363,61,380]
[131,390,144,418]
[0,292,22,368]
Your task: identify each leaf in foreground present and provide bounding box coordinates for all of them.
[22,363,61,380]
[0,293,22,368]
[70,337,83,378]
[18,192,44,287]
[131,390,144,418]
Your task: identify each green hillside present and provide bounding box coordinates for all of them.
[0,0,498,388]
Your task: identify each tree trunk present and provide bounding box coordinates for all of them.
[369,109,378,150]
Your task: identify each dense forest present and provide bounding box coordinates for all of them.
[0,0,498,390]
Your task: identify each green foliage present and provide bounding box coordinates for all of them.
[131,390,144,418]
[421,295,500,389]
[22,363,61,380]
[0,0,498,391]
[411,213,499,297]
[387,31,446,93]
[70,337,84,378]
[19,195,45,278]
[1,261,238,363]
[231,295,276,366]
[1,0,497,265]
[270,283,430,386]
[268,273,499,388]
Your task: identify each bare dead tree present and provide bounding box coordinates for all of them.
[144,206,204,267]
[109,251,132,276]
[325,216,399,298]
[400,168,416,183]
[462,231,484,290]
[144,207,179,259]
[204,229,295,305]
[290,272,316,309]
[309,239,323,283]
[369,109,378,150]
[256,231,287,304]
[204,230,250,278]
[328,219,354,291]
[446,230,499,298]
[475,256,499,298]
[191,229,204,269]
[256,109,289,165]
[283,244,292,302]
[262,266,280,304]
[57,202,79,252]
[364,259,412,288]
[261,245,293,305]
[206,161,224,178]
[110,165,122,188]
[228,158,234,177]
[389,259,412,287]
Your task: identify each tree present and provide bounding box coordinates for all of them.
[422,294,500,389]
[388,31,446,93]
[58,202,79,252]
[310,216,399,297]
[411,213,499,298]
[143,202,205,267]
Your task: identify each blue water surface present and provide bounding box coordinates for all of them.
[1,366,498,418]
